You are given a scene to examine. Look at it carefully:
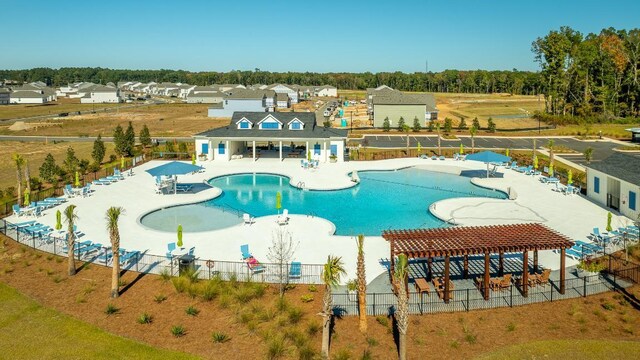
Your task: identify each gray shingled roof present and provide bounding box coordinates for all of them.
[586,152,640,186]
[276,93,289,101]
[227,89,275,100]
[195,112,348,139]
[10,90,46,98]
[371,91,437,111]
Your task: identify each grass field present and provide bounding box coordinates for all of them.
[0,141,116,189]
[0,282,196,360]
[0,98,121,120]
[477,339,640,360]
[0,103,227,138]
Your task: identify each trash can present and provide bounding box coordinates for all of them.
[341,118,348,127]
[178,254,195,275]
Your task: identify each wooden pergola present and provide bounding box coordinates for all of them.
[383,223,574,303]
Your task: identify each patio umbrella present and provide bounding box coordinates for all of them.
[567,169,573,185]
[417,142,421,155]
[120,157,125,170]
[23,188,30,207]
[459,143,464,154]
[606,212,613,232]
[75,171,80,187]
[505,148,510,157]
[191,153,196,165]
[177,224,183,248]
[146,161,203,177]
[276,191,282,214]
[55,210,62,230]
[533,156,538,170]
[464,151,511,178]
[548,163,554,177]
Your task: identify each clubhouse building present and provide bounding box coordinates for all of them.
[194,112,348,162]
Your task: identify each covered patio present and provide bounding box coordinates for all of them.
[383,223,574,303]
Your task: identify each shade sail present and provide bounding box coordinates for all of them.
[146,161,202,177]
[464,151,511,163]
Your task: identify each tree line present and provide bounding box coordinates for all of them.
[0,67,541,95]
[532,26,640,119]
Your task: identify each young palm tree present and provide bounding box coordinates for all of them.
[24,160,31,196]
[106,207,124,298]
[547,139,555,164]
[356,234,367,333]
[63,205,78,276]
[321,255,346,359]
[470,126,477,154]
[393,254,409,360]
[12,154,25,207]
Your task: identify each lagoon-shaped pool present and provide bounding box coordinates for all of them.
[140,168,506,236]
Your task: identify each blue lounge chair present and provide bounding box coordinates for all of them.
[431,155,437,160]
[509,161,518,169]
[574,240,603,254]
[240,244,251,260]
[12,204,28,217]
[289,262,302,279]
[176,184,193,192]
[188,247,195,256]
[97,249,112,264]
[120,250,140,266]
[7,220,36,229]
[439,155,445,160]
[92,179,111,185]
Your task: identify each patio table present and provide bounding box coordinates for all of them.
[414,278,430,297]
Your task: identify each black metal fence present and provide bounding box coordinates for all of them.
[0,218,324,285]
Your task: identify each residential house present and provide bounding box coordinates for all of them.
[0,88,10,105]
[267,84,299,104]
[585,152,640,220]
[276,92,290,108]
[316,85,337,97]
[218,84,246,92]
[187,91,225,104]
[208,89,276,117]
[9,90,48,104]
[179,84,196,99]
[367,85,438,127]
[194,111,348,162]
[79,84,121,103]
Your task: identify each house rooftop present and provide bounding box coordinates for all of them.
[10,90,46,98]
[586,152,640,186]
[372,92,437,110]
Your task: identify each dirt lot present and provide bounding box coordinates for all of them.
[0,103,229,138]
[0,97,121,121]
[0,141,116,190]
[0,235,638,359]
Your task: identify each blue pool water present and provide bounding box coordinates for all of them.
[140,168,506,236]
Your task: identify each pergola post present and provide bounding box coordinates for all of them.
[427,257,433,281]
[560,248,566,294]
[522,250,529,297]
[279,141,282,161]
[499,251,504,276]
[463,254,469,279]
[389,239,395,282]
[306,141,309,158]
[323,141,328,162]
[533,249,538,273]
[483,252,490,300]
[252,140,256,162]
[444,254,450,304]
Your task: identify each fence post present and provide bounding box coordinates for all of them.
[32,234,36,249]
[550,282,553,302]
[53,238,56,254]
[466,288,470,312]
[373,293,376,315]
[583,276,587,297]
[510,284,513,307]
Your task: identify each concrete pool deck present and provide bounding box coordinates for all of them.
[5,157,635,284]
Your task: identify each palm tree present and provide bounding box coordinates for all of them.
[547,139,555,164]
[63,205,78,276]
[470,126,477,153]
[321,255,346,359]
[356,234,367,333]
[12,154,25,207]
[106,207,124,298]
[24,160,31,196]
[393,254,409,360]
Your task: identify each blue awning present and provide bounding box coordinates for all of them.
[146,161,202,177]
[464,151,511,164]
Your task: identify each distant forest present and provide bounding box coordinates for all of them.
[1,26,638,119]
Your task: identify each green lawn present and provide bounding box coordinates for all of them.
[0,282,199,360]
[476,339,640,360]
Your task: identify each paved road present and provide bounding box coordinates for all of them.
[349,135,639,163]
[0,135,193,143]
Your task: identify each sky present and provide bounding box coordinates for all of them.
[2,0,640,73]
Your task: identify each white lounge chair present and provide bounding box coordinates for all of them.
[243,213,255,225]
[276,209,289,225]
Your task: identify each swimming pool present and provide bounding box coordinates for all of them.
[140,168,506,236]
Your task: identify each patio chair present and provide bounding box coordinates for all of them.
[536,269,551,286]
[431,155,437,160]
[240,244,252,260]
[289,262,302,280]
[276,209,289,225]
[119,250,140,266]
[243,213,255,225]
[188,247,195,256]
[12,204,27,217]
[176,184,193,193]
[439,155,445,160]
[245,256,265,274]
[7,220,36,229]
[509,161,518,169]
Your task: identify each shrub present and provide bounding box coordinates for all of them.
[307,284,317,292]
[307,321,321,336]
[211,331,230,343]
[361,349,373,360]
[105,303,119,315]
[298,346,316,360]
[154,294,168,303]
[333,348,351,360]
[487,117,496,133]
[170,325,186,337]
[506,322,516,332]
[137,312,153,324]
[202,281,220,301]
[185,305,200,316]
[300,294,314,303]
[171,276,191,293]
[276,297,288,312]
[382,117,390,132]
[375,315,389,327]
[159,268,171,282]
[366,337,378,346]
[266,336,287,359]
[288,307,303,324]
[284,328,308,348]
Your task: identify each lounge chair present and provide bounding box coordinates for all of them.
[535,269,551,286]
[431,155,437,160]
[509,161,518,170]
[7,220,36,229]
[420,154,428,159]
[289,262,301,279]
[245,256,265,274]
[276,209,289,225]
[119,250,140,266]
[92,179,111,185]
[243,213,255,225]
[240,244,252,260]
[539,176,559,184]
[12,204,28,217]
[176,184,193,193]
[439,155,445,160]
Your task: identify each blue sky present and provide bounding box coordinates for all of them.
[2,0,639,73]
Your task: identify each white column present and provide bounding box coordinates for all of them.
[252,140,256,162]
[306,141,309,160]
[208,140,213,161]
[323,141,328,162]
[226,140,230,161]
[279,141,283,161]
